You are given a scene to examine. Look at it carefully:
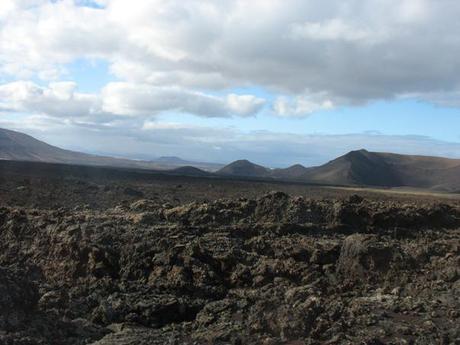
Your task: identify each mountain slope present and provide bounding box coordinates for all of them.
[301,149,402,186]
[219,150,460,191]
[300,149,460,191]
[217,160,271,177]
[169,166,211,177]
[0,128,113,164]
[153,156,223,171]
[0,128,213,171]
[271,164,311,179]
[2,128,460,191]
[374,152,460,191]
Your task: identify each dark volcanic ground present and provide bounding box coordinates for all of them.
[0,160,459,345]
[1,160,458,210]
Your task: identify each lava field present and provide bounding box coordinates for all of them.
[1,185,459,344]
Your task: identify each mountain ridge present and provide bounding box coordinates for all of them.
[217,149,460,191]
[0,128,222,171]
[216,159,271,177]
[1,127,460,191]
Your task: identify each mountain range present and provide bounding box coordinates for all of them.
[0,128,222,171]
[216,149,460,192]
[1,127,460,192]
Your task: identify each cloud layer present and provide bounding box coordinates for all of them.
[0,81,265,120]
[0,81,99,117]
[1,0,460,165]
[3,114,460,167]
[1,0,460,118]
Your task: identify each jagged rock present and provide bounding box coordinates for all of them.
[348,194,364,204]
[336,234,395,280]
[0,192,459,344]
[0,267,38,330]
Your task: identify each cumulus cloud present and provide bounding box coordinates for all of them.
[101,82,265,117]
[1,0,460,117]
[273,93,335,116]
[0,81,100,117]
[226,94,266,116]
[1,0,459,163]
[0,81,265,119]
[0,1,118,78]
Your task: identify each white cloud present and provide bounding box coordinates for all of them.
[398,0,429,23]
[0,0,119,78]
[3,114,460,167]
[290,19,379,42]
[0,81,265,119]
[142,121,187,130]
[1,0,460,115]
[0,0,15,19]
[226,94,266,116]
[274,93,335,117]
[0,81,100,117]
[1,0,459,165]
[101,82,265,117]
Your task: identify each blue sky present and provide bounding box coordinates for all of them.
[162,97,460,143]
[45,58,460,143]
[65,59,115,93]
[1,0,460,167]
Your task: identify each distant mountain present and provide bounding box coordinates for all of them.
[271,164,311,179]
[302,149,460,191]
[217,159,271,177]
[153,156,223,171]
[370,151,460,191]
[154,156,191,164]
[0,128,221,171]
[169,166,211,177]
[301,149,401,186]
[218,150,460,191]
[0,127,128,166]
[2,127,460,192]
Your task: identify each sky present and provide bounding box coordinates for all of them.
[1,0,460,167]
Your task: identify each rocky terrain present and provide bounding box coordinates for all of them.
[1,179,459,344]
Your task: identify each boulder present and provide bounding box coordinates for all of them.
[336,234,394,280]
